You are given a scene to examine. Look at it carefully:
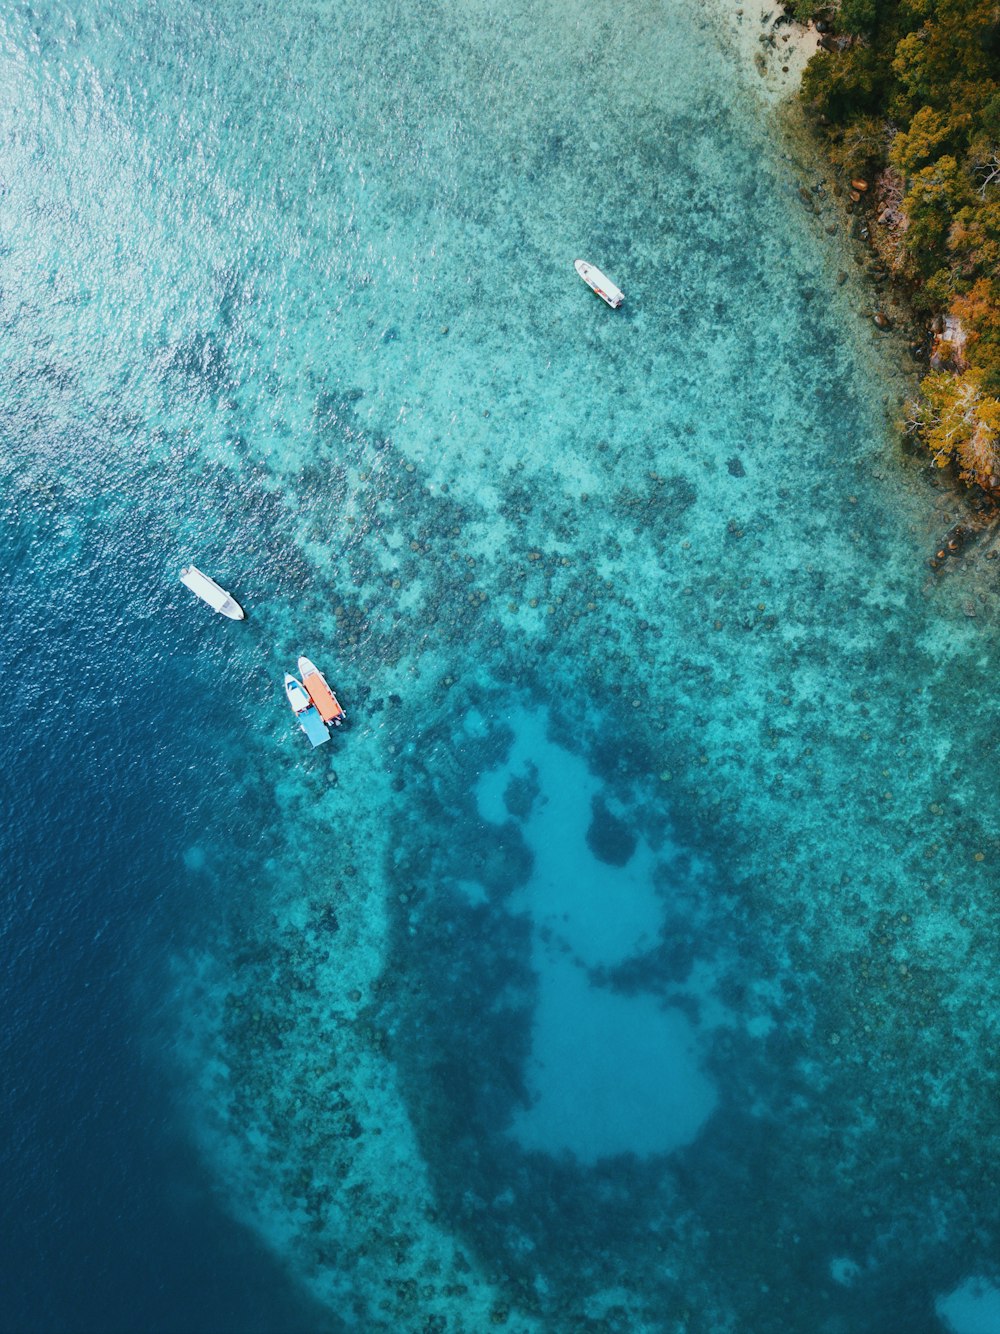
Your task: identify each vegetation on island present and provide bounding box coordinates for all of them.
[794,0,1000,489]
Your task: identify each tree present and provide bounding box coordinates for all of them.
[892,3,999,111]
[840,0,880,36]
[911,367,1000,486]
[949,200,1000,280]
[971,146,1000,196]
[902,156,972,270]
[891,107,948,173]
[801,46,887,122]
[952,278,1000,388]
[837,115,892,176]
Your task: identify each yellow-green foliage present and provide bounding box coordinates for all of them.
[951,277,1000,388]
[836,116,891,177]
[912,368,1000,486]
[890,108,957,173]
[903,157,972,268]
[801,0,1000,484]
[949,201,1000,279]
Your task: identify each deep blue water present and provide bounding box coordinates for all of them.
[0,500,332,1332]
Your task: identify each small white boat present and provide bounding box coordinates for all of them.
[284,673,331,747]
[179,564,245,620]
[574,259,624,309]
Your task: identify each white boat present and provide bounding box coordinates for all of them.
[574,259,624,309]
[284,673,331,747]
[179,564,245,620]
[297,656,346,726]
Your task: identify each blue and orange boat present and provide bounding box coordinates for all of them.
[284,673,330,747]
[298,656,346,726]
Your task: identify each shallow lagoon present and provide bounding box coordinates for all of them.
[474,707,717,1162]
[2,0,1000,1331]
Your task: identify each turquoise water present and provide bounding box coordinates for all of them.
[3,1,1000,1331]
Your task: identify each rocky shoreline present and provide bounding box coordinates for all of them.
[798,139,1000,571]
[707,5,923,350]
[711,0,820,104]
[710,0,1000,574]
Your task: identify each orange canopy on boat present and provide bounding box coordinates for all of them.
[302,669,345,723]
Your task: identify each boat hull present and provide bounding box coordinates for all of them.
[179,564,245,619]
[297,655,346,725]
[574,259,624,309]
[284,673,330,747]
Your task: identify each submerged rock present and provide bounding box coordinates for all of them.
[586,796,638,867]
[503,764,540,821]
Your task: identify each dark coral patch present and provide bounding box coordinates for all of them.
[503,763,540,821]
[586,796,637,866]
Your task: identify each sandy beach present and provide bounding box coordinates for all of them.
[703,0,821,102]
